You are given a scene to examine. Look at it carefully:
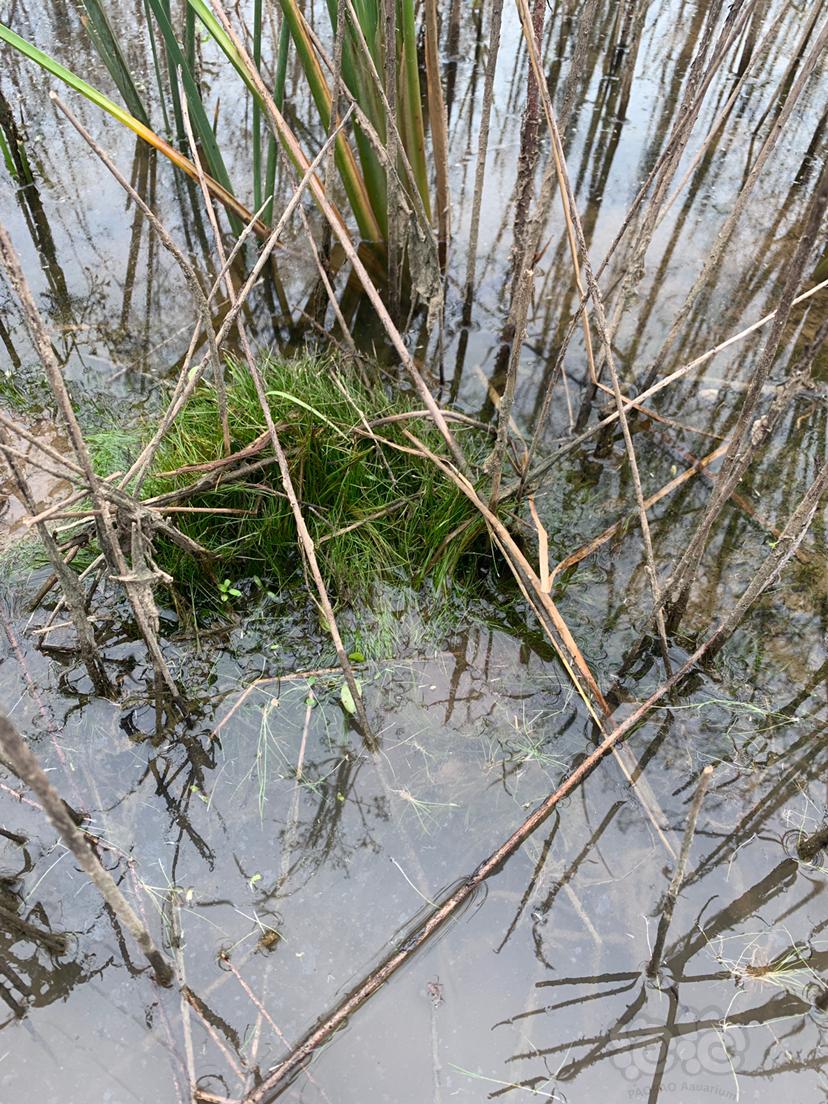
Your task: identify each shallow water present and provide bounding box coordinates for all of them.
[1,1,827,1102]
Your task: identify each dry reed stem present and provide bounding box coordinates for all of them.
[567,0,756,346]
[797,822,828,864]
[515,2,671,665]
[528,496,550,592]
[209,666,355,740]
[184,988,248,1087]
[179,90,372,741]
[487,262,533,503]
[1,222,188,704]
[0,438,83,487]
[702,456,828,660]
[380,0,400,308]
[0,711,173,985]
[0,409,87,476]
[401,425,678,853]
[464,0,504,298]
[661,157,828,629]
[602,0,751,347]
[424,0,450,267]
[50,96,231,456]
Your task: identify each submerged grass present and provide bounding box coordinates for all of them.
[92,354,494,612]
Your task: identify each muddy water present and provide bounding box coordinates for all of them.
[1,1,827,1102]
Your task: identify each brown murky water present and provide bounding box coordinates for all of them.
[1,1,826,1102]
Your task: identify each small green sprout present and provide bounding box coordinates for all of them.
[217,578,242,603]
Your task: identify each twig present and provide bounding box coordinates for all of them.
[647,765,714,978]
[0,711,173,986]
[548,443,729,588]
[517,277,828,494]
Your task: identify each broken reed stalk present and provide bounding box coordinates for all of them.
[380,0,400,310]
[0,711,173,986]
[562,0,754,363]
[464,0,504,302]
[179,89,372,740]
[0,425,110,695]
[514,0,671,667]
[647,764,714,978]
[643,14,828,389]
[513,0,597,386]
[487,262,533,503]
[0,223,182,701]
[661,156,828,631]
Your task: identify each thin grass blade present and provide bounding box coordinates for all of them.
[0,22,269,238]
[80,0,151,125]
[145,0,240,221]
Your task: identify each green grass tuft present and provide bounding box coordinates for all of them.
[92,354,495,613]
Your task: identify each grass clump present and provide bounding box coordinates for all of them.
[96,354,493,612]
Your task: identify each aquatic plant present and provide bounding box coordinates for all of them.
[0,0,446,271]
[90,353,492,611]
